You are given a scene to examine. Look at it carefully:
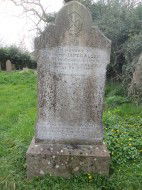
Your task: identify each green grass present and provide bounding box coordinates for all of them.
[0,71,142,190]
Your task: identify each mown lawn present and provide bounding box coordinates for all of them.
[0,71,142,190]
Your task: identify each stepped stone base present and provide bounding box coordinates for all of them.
[26,138,110,178]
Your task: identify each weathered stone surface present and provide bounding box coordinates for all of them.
[6,60,15,71]
[27,0,111,178]
[23,67,29,71]
[129,53,142,89]
[34,0,111,145]
[27,138,110,178]
[128,53,142,101]
[6,60,13,72]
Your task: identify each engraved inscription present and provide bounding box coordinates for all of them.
[39,46,108,76]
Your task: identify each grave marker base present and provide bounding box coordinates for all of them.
[26,138,110,178]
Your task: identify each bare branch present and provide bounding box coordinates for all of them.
[10,0,49,29]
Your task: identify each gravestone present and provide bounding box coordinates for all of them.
[130,53,142,89]
[26,0,111,178]
[6,60,12,71]
[128,53,142,99]
[23,67,29,71]
[6,60,15,71]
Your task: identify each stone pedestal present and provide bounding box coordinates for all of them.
[26,138,110,178]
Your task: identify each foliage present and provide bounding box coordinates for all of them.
[128,83,142,104]
[124,33,142,64]
[105,82,126,97]
[0,46,37,70]
[0,48,8,64]
[106,96,130,106]
[79,0,142,80]
[8,0,142,83]
[45,0,142,82]
[0,71,142,190]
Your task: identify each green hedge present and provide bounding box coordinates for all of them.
[0,46,37,70]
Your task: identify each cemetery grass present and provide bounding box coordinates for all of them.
[0,71,142,190]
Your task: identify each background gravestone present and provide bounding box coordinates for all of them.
[6,60,12,72]
[128,53,142,101]
[26,0,111,178]
[6,60,15,71]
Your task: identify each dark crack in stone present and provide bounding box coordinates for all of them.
[64,0,74,3]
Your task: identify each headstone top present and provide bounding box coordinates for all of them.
[35,1,110,52]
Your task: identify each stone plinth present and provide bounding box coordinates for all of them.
[27,138,110,178]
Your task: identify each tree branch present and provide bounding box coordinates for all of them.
[10,0,48,26]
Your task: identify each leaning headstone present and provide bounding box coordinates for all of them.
[26,0,111,178]
[128,53,142,101]
[6,60,13,72]
[130,53,142,89]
